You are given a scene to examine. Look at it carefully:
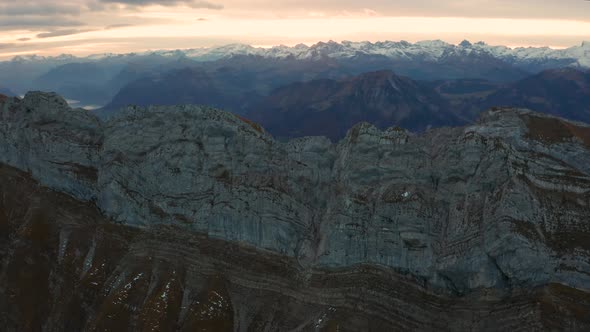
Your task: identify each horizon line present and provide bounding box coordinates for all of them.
[2,38,588,61]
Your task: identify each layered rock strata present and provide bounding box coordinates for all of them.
[1,164,589,331]
[1,92,589,330]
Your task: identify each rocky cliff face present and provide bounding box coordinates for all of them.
[1,92,590,330]
[2,163,588,331]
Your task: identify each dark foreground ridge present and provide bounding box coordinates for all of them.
[1,92,590,330]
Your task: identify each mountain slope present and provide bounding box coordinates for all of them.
[0,55,77,95]
[2,162,589,331]
[30,56,205,107]
[1,92,590,329]
[5,39,588,109]
[479,68,590,123]
[32,62,123,106]
[0,87,15,97]
[101,68,590,140]
[100,57,358,117]
[3,92,590,290]
[247,70,461,140]
[101,67,264,117]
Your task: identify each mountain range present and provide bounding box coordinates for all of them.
[2,39,590,331]
[100,67,590,140]
[104,67,261,115]
[479,68,590,123]
[246,70,459,140]
[2,40,590,141]
[2,39,589,108]
[1,92,589,330]
[6,39,590,69]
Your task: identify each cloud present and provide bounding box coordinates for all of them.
[0,3,81,16]
[105,23,134,29]
[37,29,93,38]
[1,0,589,60]
[99,0,223,9]
[220,0,590,21]
[17,38,32,42]
[0,17,85,29]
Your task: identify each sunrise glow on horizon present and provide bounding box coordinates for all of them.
[0,0,589,59]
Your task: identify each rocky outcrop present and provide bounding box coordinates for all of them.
[1,163,589,331]
[0,92,101,200]
[1,92,589,323]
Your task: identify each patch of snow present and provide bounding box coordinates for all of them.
[80,240,96,277]
[57,230,70,264]
[160,282,171,301]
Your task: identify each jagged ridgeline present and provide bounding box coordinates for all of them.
[1,92,589,331]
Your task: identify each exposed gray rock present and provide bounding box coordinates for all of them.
[0,92,101,200]
[1,92,589,296]
[3,163,587,331]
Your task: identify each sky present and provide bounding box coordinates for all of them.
[0,0,589,59]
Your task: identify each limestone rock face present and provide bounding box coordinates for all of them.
[1,92,589,296]
[0,92,101,200]
[2,164,588,331]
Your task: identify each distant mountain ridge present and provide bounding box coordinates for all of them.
[0,87,14,97]
[247,70,460,140]
[97,67,590,140]
[478,68,590,123]
[3,39,588,108]
[5,40,590,69]
[246,68,590,139]
[103,67,263,115]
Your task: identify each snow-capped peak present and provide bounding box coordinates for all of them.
[459,40,472,47]
[6,40,590,69]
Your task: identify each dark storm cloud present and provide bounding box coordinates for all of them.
[99,0,223,9]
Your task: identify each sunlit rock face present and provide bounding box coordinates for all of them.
[1,92,589,330]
